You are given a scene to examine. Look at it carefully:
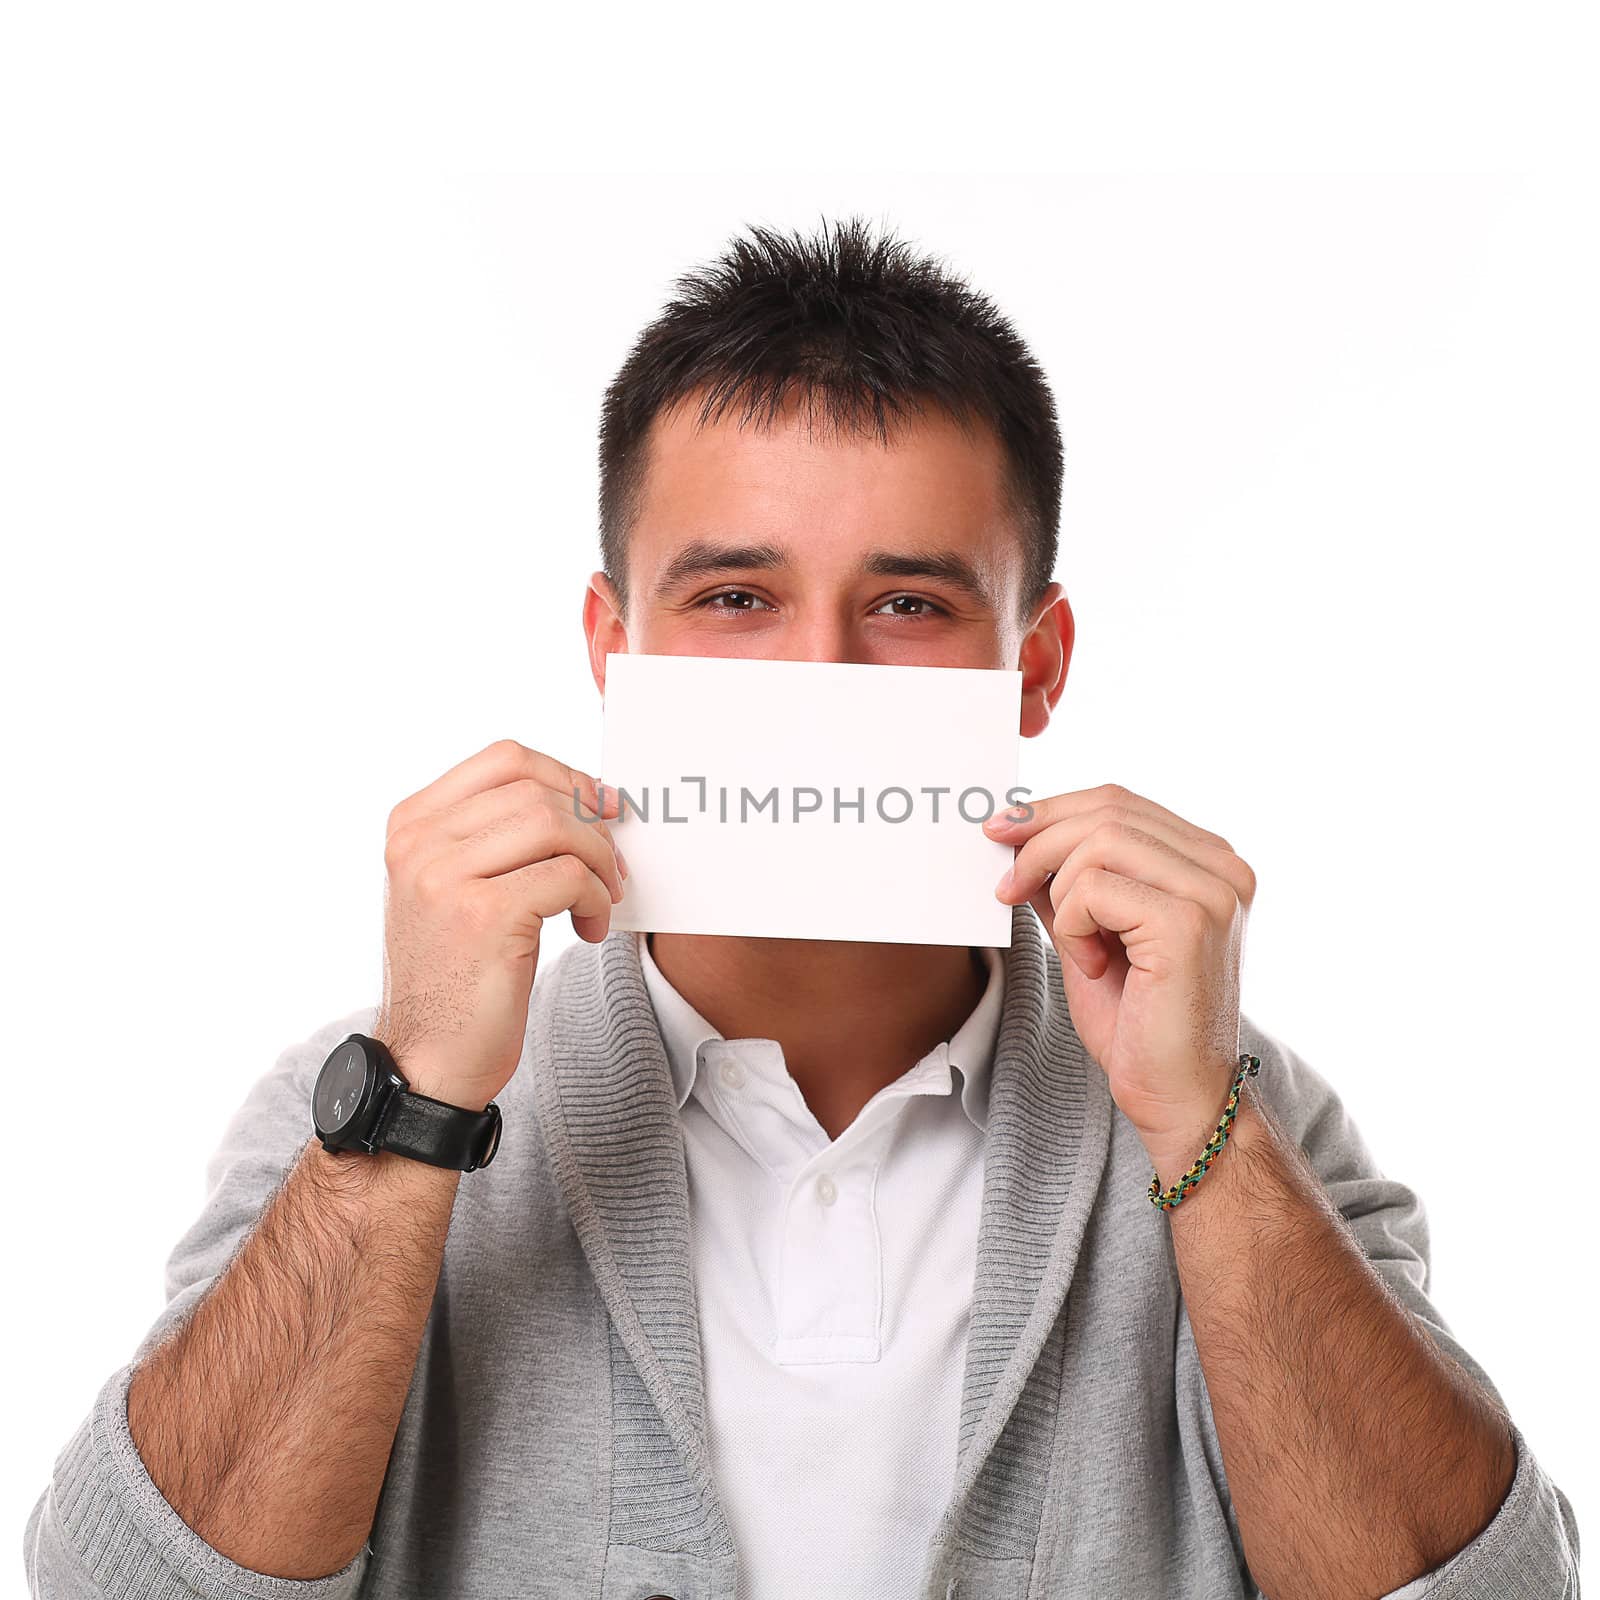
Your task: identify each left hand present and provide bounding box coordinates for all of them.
[985,784,1256,1172]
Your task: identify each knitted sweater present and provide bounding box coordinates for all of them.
[23,907,1581,1597]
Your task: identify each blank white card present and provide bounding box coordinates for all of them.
[599,653,1022,946]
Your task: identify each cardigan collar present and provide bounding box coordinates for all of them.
[526,902,1112,1570]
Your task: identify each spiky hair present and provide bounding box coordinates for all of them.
[597,214,1063,612]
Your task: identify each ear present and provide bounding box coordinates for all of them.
[583,572,628,697]
[1017,584,1073,739]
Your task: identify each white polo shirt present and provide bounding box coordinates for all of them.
[636,934,1006,1600]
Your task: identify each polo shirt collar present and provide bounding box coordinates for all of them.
[634,932,1006,1132]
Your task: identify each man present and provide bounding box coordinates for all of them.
[24,217,1579,1599]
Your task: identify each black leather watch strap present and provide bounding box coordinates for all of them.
[375,1085,502,1171]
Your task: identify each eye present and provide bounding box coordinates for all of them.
[699,588,776,614]
[872,594,949,619]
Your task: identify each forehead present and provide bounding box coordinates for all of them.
[632,387,1019,558]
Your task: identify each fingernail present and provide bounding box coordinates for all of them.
[616,847,629,880]
[996,866,1015,896]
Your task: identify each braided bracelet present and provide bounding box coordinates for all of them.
[1147,1053,1262,1211]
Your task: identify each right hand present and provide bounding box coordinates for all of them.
[373,739,626,1111]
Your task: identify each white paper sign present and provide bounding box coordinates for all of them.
[599,653,1022,946]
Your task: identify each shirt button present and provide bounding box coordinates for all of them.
[815,1173,838,1206]
[718,1059,746,1090]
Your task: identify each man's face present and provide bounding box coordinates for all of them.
[584,387,1071,732]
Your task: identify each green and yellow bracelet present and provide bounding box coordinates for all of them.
[1147,1053,1262,1211]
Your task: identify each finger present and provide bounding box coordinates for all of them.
[389,740,614,837]
[1026,881,1120,981]
[481,853,618,940]
[1003,818,1242,927]
[1053,866,1206,979]
[984,783,1232,855]
[592,780,627,824]
[451,799,627,904]
[425,777,625,872]
[994,802,1252,908]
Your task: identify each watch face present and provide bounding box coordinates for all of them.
[314,1040,372,1136]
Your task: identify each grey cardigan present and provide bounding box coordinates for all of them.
[24,907,1581,1598]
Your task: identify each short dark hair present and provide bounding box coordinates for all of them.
[597,214,1063,615]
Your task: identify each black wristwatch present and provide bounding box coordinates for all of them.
[311,1034,502,1172]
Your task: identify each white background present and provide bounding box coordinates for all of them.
[4,0,1596,1575]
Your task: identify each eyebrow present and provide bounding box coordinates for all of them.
[653,540,789,598]
[652,539,996,608]
[860,548,994,607]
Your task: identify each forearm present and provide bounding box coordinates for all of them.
[1152,1087,1516,1600]
[126,1137,460,1579]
